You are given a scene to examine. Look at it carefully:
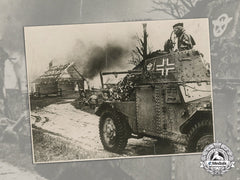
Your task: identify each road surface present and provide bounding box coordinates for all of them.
[31,101,173,162]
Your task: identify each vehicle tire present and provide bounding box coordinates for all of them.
[99,111,129,153]
[187,120,213,152]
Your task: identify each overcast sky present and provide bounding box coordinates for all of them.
[25,18,211,88]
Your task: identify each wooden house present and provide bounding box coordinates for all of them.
[33,62,86,97]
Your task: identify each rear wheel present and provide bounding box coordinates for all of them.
[187,120,213,152]
[99,112,129,153]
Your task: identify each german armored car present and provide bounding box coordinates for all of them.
[95,49,213,153]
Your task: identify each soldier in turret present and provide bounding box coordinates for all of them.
[173,23,196,51]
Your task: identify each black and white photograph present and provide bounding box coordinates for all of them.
[24,18,214,163]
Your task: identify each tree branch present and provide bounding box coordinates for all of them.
[136,47,143,57]
[154,0,184,18]
[179,0,192,10]
[172,0,181,17]
[186,0,195,7]
[150,7,180,18]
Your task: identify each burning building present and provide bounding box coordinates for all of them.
[32,62,86,97]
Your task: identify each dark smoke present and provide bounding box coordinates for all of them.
[82,43,130,79]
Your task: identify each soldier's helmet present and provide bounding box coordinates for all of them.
[173,23,184,36]
[173,23,183,29]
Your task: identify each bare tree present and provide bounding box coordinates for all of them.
[151,0,197,18]
[129,24,150,66]
[129,49,142,66]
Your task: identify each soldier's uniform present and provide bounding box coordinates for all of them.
[177,32,195,50]
[173,23,195,51]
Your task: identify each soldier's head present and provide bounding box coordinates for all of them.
[173,23,184,37]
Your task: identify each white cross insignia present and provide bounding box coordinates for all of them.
[156,58,175,76]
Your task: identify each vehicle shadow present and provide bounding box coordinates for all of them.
[124,138,176,156]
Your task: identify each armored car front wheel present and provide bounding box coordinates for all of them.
[187,120,213,152]
[99,112,128,153]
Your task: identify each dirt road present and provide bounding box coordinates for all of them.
[31,101,174,162]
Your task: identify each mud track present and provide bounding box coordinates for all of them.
[31,101,177,162]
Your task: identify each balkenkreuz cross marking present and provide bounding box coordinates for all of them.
[156,58,175,76]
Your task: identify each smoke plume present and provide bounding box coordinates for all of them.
[82,43,129,79]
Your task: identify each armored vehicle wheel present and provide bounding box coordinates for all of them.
[187,120,213,152]
[99,112,128,153]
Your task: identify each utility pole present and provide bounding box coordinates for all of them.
[142,23,148,59]
[136,23,148,60]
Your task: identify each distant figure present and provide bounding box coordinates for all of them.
[0,47,9,118]
[88,92,98,109]
[102,92,109,101]
[0,47,9,98]
[0,99,5,120]
[173,23,196,51]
